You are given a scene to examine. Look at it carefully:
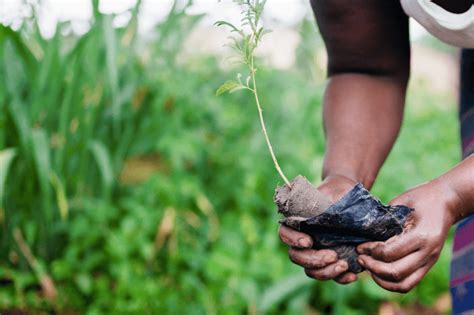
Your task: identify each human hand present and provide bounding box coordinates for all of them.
[279,174,359,284]
[357,180,460,293]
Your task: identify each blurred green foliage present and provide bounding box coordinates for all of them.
[0,1,459,314]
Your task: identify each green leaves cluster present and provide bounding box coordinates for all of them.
[216,0,269,66]
[215,0,290,185]
[215,0,270,95]
[215,79,246,96]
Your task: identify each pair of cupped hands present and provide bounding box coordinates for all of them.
[279,175,457,293]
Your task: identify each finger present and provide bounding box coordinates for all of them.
[357,241,384,255]
[288,248,337,268]
[335,272,358,285]
[279,225,312,248]
[358,251,426,282]
[369,266,429,293]
[357,232,421,262]
[304,260,348,281]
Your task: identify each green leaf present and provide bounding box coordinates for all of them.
[0,148,16,222]
[50,172,69,221]
[31,129,53,221]
[7,99,31,153]
[31,129,52,198]
[88,140,114,197]
[0,148,16,202]
[103,15,120,135]
[215,80,243,96]
[214,21,240,34]
[258,273,311,312]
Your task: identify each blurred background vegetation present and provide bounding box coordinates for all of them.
[0,0,461,314]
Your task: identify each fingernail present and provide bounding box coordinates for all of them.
[358,258,365,267]
[298,238,311,248]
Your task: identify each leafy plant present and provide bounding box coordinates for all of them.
[215,0,290,185]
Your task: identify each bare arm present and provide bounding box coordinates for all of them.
[280,0,411,284]
[443,155,474,221]
[313,0,410,189]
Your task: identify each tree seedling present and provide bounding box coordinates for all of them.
[215,0,332,218]
[215,0,290,186]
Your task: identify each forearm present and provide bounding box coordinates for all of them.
[322,73,408,189]
[434,155,474,222]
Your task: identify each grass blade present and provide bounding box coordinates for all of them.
[7,99,32,154]
[31,129,52,200]
[103,14,120,136]
[0,148,16,224]
[50,172,69,221]
[258,273,311,312]
[89,140,114,197]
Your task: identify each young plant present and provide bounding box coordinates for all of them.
[215,0,290,186]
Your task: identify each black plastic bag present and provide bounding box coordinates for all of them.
[279,183,413,272]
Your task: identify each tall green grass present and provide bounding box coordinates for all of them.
[0,1,197,258]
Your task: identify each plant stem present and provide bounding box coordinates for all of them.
[250,57,290,186]
[13,228,57,302]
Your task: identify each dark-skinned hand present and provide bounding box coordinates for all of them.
[357,180,459,293]
[278,174,359,285]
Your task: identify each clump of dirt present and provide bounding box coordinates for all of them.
[275,175,332,218]
[275,176,413,273]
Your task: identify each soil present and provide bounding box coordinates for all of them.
[275,175,413,273]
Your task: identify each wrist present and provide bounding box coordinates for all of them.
[430,177,465,225]
[433,156,474,223]
[322,169,376,190]
[321,173,357,185]
[317,174,358,203]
